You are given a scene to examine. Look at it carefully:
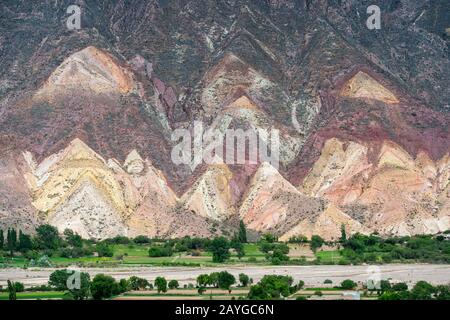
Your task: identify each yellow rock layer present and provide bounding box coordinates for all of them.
[181,164,235,221]
[341,71,399,104]
[35,46,133,99]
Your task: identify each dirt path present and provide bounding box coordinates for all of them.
[1,264,449,287]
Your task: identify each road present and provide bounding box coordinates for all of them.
[1,264,450,287]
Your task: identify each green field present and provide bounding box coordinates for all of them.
[0,243,267,268]
[315,250,341,264]
[0,291,65,300]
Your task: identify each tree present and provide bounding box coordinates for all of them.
[7,280,16,300]
[239,273,250,287]
[154,277,167,293]
[392,282,408,292]
[7,228,17,255]
[35,225,60,250]
[310,235,324,252]
[324,279,333,284]
[69,272,91,300]
[118,279,129,293]
[298,280,305,290]
[168,280,179,290]
[128,276,150,291]
[49,270,70,290]
[18,231,32,253]
[340,279,357,290]
[13,282,24,292]
[198,286,206,295]
[209,272,219,288]
[134,235,151,244]
[209,237,230,263]
[48,269,90,300]
[0,229,4,250]
[247,275,294,300]
[64,229,83,248]
[96,242,114,257]
[340,224,347,243]
[217,271,236,293]
[232,241,245,260]
[148,246,172,257]
[238,220,247,243]
[410,281,435,300]
[261,233,277,243]
[91,274,118,300]
[435,285,450,300]
[379,292,403,300]
[379,280,392,293]
[197,274,210,287]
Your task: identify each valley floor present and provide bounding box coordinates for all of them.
[1,264,449,288]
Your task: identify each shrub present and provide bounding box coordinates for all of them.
[198,286,206,295]
[96,242,114,257]
[247,275,294,300]
[341,279,357,290]
[91,274,118,300]
[239,273,250,287]
[13,282,24,292]
[148,246,173,257]
[154,277,167,293]
[209,237,230,263]
[168,280,179,290]
[128,276,150,291]
[133,235,151,244]
[392,282,408,292]
[310,235,324,252]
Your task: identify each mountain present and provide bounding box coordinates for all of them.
[302,138,450,236]
[0,0,449,239]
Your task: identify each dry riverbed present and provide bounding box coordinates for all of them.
[1,264,449,287]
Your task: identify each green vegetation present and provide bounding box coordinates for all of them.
[310,235,325,252]
[217,271,236,293]
[238,220,247,243]
[339,233,450,264]
[1,226,450,268]
[7,280,17,300]
[247,275,297,300]
[2,266,450,301]
[209,237,231,263]
[91,274,122,300]
[154,277,167,293]
[128,276,151,290]
[340,279,357,290]
[148,245,173,257]
[168,280,179,289]
[259,236,290,265]
[378,280,450,300]
[239,273,251,287]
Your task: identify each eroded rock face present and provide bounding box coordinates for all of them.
[180,164,236,221]
[0,1,449,240]
[302,138,450,236]
[21,138,174,239]
[0,155,39,234]
[35,46,134,100]
[341,71,399,104]
[49,181,128,239]
[279,204,368,242]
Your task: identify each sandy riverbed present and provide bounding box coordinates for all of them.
[1,264,449,287]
